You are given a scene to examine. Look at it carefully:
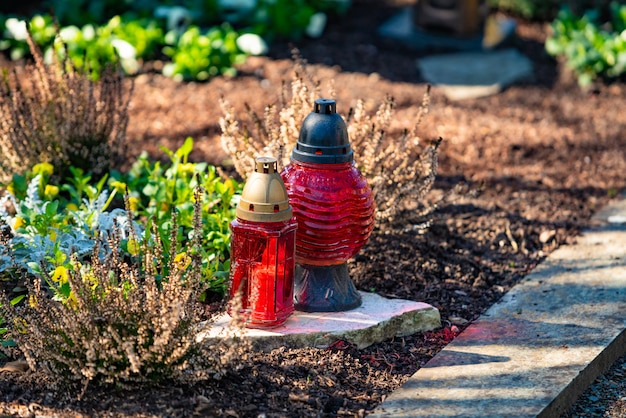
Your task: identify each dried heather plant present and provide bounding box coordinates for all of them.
[0,28,132,183]
[0,186,247,394]
[351,87,442,225]
[219,50,440,227]
[220,50,327,175]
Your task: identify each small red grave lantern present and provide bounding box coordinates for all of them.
[228,157,297,328]
[280,99,375,312]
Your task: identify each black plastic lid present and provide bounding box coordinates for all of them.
[292,99,354,164]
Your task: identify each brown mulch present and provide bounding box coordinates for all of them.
[2,1,626,417]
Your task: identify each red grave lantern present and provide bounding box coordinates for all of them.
[228,157,297,328]
[280,99,375,312]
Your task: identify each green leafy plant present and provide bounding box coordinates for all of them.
[248,0,318,40]
[0,163,150,305]
[220,0,348,39]
[545,2,626,87]
[1,13,163,78]
[0,185,249,391]
[1,139,240,300]
[1,0,352,82]
[114,17,164,59]
[51,15,164,77]
[162,23,246,81]
[0,14,57,60]
[109,137,241,295]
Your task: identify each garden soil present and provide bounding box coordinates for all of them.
[2,1,626,417]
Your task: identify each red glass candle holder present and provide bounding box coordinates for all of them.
[280,99,375,312]
[228,157,297,328]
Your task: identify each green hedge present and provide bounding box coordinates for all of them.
[545,2,626,86]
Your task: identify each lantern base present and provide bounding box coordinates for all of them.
[294,263,362,312]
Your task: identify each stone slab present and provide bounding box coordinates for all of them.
[197,291,440,351]
[370,196,626,417]
[417,48,534,100]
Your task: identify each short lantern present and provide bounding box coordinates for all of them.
[280,99,375,312]
[228,157,298,328]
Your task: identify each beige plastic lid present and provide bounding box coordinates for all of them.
[236,157,293,222]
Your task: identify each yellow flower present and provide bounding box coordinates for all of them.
[66,291,78,309]
[51,265,69,284]
[80,267,99,291]
[127,239,140,256]
[66,203,79,211]
[173,252,191,271]
[28,294,38,308]
[12,217,24,230]
[13,317,28,334]
[6,183,15,195]
[49,230,57,241]
[128,196,140,212]
[179,163,196,175]
[224,178,236,193]
[32,162,54,177]
[110,180,127,194]
[44,184,59,198]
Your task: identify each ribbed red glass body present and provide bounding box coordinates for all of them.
[228,218,297,328]
[280,160,375,266]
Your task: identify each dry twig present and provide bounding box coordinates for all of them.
[219,50,441,227]
[0,28,132,183]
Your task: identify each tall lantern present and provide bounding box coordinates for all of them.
[228,157,297,328]
[280,99,375,312]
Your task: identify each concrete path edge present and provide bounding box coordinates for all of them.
[543,328,626,417]
[370,195,626,417]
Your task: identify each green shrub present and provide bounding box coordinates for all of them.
[109,137,241,296]
[162,23,246,81]
[219,0,350,40]
[0,14,57,60]
[0,164,136,304]
[114,17,164,59]
[1,0,351,81]
[0,14,164,78]
[242,0,318,40]
[0,185,248,390]
[545,2,626,86]
[0,145,246,388]
[52,16,164,77]
[0,139,240,298]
